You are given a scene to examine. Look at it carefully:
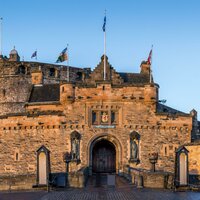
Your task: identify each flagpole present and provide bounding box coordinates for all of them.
[0,17,3,56]
[67,44,69,66]
[103,10,106,81]
[67,44,69,82]
[150,45,153,83]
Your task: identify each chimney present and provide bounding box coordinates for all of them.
[60,83,75,103]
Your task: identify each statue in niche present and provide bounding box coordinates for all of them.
[71,138,79,160]
[131,140,138,160]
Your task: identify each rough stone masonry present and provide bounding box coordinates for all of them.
[0,48,199,190]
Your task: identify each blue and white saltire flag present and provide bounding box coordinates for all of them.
[61,47,68,54]
[102,16,106,32]
[31,50,37,59]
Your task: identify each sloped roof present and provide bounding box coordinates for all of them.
[156,103,187,115]
[119,73,150,84]
[29,84,60,102]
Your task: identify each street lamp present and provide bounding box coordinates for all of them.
[149,152,158,172]
[63,151,72,173]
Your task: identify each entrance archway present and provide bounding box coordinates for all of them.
[88,134,123,175]
[92,139,116,173]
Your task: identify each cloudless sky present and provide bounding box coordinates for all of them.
[1,0,200,118]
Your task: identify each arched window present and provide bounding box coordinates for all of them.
[36,145,50,185]
[129,131,140,163]
[71,131,81,162]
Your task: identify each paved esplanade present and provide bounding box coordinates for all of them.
[0,176,200,200]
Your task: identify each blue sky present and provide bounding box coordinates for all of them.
[1,0,200,117]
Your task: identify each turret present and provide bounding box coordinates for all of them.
[9,47,20,62]
[60,83,75,103]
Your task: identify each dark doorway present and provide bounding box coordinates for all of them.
[92,140,116,173]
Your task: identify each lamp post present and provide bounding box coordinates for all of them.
[149,152,158,172]
[63,151,72,173]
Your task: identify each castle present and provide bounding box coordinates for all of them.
[0,48,199,190]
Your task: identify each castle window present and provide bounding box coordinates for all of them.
[18,65,26,74]
[16,153,19,161]
[111,111,116,124]
[92,111,98,125]
[49,68,55,77]
[14,150,20,161]
[165,147,167,156]
[76,72,82,81]
[2,89,6,97]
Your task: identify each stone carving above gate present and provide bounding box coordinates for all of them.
[89,104,120,127]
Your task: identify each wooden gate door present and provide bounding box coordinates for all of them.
[92,140,116,173]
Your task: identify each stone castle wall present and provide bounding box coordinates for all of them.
[185,144,200,175]
[0,60,83,115]
[0,56,195,190]
[0,82,192,190]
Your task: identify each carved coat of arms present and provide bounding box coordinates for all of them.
[101,112,108,123]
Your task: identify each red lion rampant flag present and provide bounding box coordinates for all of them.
[147,48,152,65]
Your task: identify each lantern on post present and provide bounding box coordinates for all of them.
[63,151,72,173]
[149,152,158,172]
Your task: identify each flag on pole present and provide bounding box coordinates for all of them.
[31,50,37,59]
[56,47,68,63]
[147,48,152,65]
[102,16,106,32]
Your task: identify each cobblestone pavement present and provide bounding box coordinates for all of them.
[0,191,46,200]
[1,176,200,200]
[39,187,200,200]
